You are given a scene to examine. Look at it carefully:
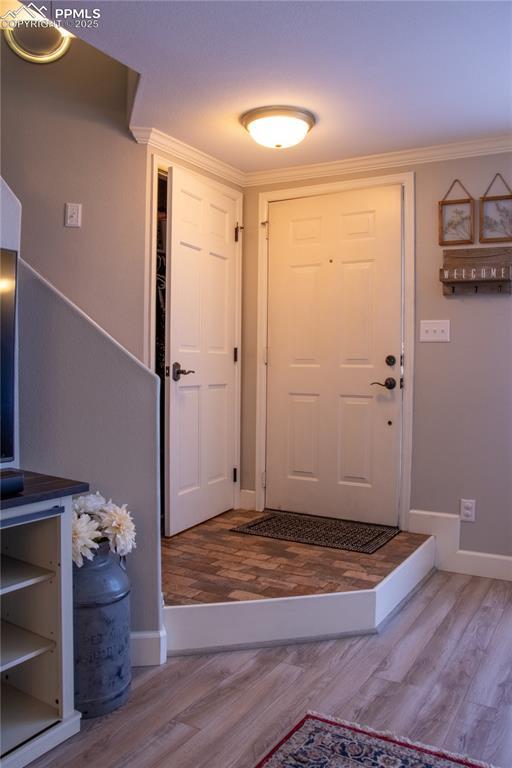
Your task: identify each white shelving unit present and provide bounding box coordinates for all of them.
[1,622,55,673]
[0,686,58,757]
[0,473,87,768]
[1,557,54,596]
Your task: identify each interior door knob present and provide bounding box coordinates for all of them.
[371,377,397,390]
[172,362,196,381]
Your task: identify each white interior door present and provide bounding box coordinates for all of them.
[266,185,402,525]
[165,167,240,536]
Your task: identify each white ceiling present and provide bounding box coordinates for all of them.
[68,1,511,172]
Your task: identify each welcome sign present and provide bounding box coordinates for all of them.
[440,247,512,295]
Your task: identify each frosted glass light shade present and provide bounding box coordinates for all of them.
[3,22,73,63]
[241,107,315,149]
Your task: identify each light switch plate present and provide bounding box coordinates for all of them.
[420,319,450,342]
[65,202,82,228]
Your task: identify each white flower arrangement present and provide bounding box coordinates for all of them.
[72,492,136,567]
[101,501,137,558]
[72,511,101,568]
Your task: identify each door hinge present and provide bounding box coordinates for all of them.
[233,467,238,483]
[263,346,268,366]
[261,220,269,240]
[234,346,238,363]
[261,470,266,489]
[235,223,244,242]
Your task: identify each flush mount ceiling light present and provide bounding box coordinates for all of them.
[3,21,73,64]
[240,106,316,149]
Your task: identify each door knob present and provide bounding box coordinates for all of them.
[371,377,397,390]
[385,355,396,367]
[172,362,196,381]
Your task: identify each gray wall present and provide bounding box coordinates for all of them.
[2,33,510,558]
[1,38,161,632]
[242,153,512,556]
[1,37,147,360]
[1,177,21,252]
[18,261,161,634]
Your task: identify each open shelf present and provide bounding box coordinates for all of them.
[0,622,55,673]
[0,557,54,597]
[0,683,59,757]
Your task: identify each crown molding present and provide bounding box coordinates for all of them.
[243,134,512,187]
[131,127,512,190]
[130,126,245,187]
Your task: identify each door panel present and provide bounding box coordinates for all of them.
[177,385,201,494]
[338,261,374,364]
[338,396,372,485]
[266,186,402,525]
[166,167,238,535]
[290,265,321,364]
[288,393,320,480]
[175,242,201,351]
[206,251,229,353]
[206,384,228,484]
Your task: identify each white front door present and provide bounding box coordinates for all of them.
[165,167,240,535]
[266,185,402,525]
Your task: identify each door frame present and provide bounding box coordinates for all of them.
[255,172,415,530]
[145,153,244,526]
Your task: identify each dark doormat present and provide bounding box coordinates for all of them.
[231,511,400,554]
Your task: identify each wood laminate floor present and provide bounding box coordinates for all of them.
[31,571,512,768]
[161,509,428,605]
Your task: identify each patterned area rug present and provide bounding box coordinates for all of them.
[232,511,399,554]
[255,714,496,768]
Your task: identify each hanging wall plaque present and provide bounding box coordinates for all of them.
[439,246,512,295]
[479,173,512,244]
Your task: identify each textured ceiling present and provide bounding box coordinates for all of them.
[60,1,511,171]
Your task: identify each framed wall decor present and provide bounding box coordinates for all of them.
[438,179,474,246]
[479,173,512,244]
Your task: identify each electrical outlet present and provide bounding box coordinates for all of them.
[65,202,82,228]
[460,498,476,522]
[420,320,450,342]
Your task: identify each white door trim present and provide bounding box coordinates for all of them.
[146,152,243,518]
[255,172,415,529]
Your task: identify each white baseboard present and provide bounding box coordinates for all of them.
[374,538,436,625]
[131,626,167,666]
[163,537,435,654]
[239,489,256,510]
[409,510,512,581]
[166,591,375,654]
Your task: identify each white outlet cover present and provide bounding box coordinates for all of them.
[460,498,476,522]
[420,319,450,342]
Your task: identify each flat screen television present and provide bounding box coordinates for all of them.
[1,248,17,463]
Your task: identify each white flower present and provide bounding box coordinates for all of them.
[100,502,136,557]
[73,492,106,516]
[72,511,101,567]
